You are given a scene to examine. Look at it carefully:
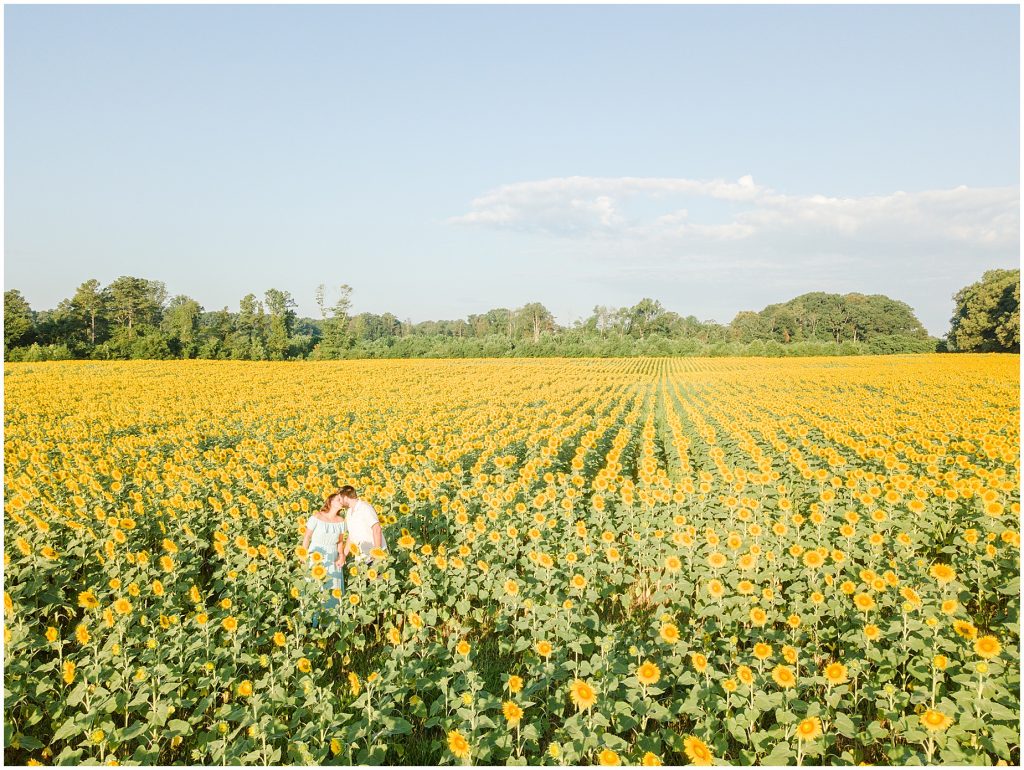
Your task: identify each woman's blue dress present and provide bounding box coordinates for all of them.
[306,514,346,627]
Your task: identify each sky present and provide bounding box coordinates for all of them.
[4,4,1020,336]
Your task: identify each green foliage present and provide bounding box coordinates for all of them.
[0,275,962,361]
[733,292,930,344]
[6,342,73,362]
[263,289,298,361]
[4,289,36,353]
[948,269,1020,353]
[106,276,167,331]
[161,296,204,358]
[70,279,109,345]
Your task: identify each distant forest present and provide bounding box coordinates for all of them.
[3,269,1019,361]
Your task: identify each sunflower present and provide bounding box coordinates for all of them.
[901,587,921,606]
[737,665,754,685]
[682,735,714,765]
[507,674,524,694]
[637,660,661,686]
[824,661,848,685]
[771,664,796,689]
[750,607,767,626]
[297,658,312,673]
[863,624,880,642]
[796,716,822,741]
[569,678,597,711]
[953,619,978,639]
[929,563,956,584]
[920,708,953,732]
[974,635,1001,658]
[641,751,663,766]
[691,653,708,673]
[222,616,238,633]
[665,555,682,572]
[707,579,725,599]
[447,730,471,760]
[802,550,824,569]
[113,598,132,615]
[707,552,727,569]
[853,593,875,612]
[536,640,553,658]
[659,623,680,644]
[78,591,99,610]
[753,642,772,661]
[456,640,471,656]
[62,660,75,684]
[236,680,253,697]
[597,748,620,766]
[502,700,524,727]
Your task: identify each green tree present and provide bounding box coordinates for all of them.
[730,310,768,343]
[106,276,167,333]
[845,293,928,342]
[948,269,1021,352]
[312,283,352,358]
[161,295,204,358]
[625,298,665,339]
[70,279,109,346]
[516,302,556,343]
[4,290,35,354]
[197,307,234,359]
[35,299,86,351]
[590,305,615,336]
[264,288,298,360]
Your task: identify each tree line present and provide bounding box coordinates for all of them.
[3,269,1018,361]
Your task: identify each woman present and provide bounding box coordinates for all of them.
[301,490,347,628]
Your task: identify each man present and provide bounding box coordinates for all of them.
[338,485,388,564]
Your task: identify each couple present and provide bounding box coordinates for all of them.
[302,485,388,624]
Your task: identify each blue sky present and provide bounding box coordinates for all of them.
[5,4,1019,335]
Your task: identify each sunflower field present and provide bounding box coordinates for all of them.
[3,354,1020,765]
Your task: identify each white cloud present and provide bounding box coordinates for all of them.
[448,175,1019,254]
[448,175,1019,335]
[448,175,771,237]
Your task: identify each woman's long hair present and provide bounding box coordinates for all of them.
[320,490,342,513]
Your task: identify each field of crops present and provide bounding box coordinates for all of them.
[3,355,1020,766]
